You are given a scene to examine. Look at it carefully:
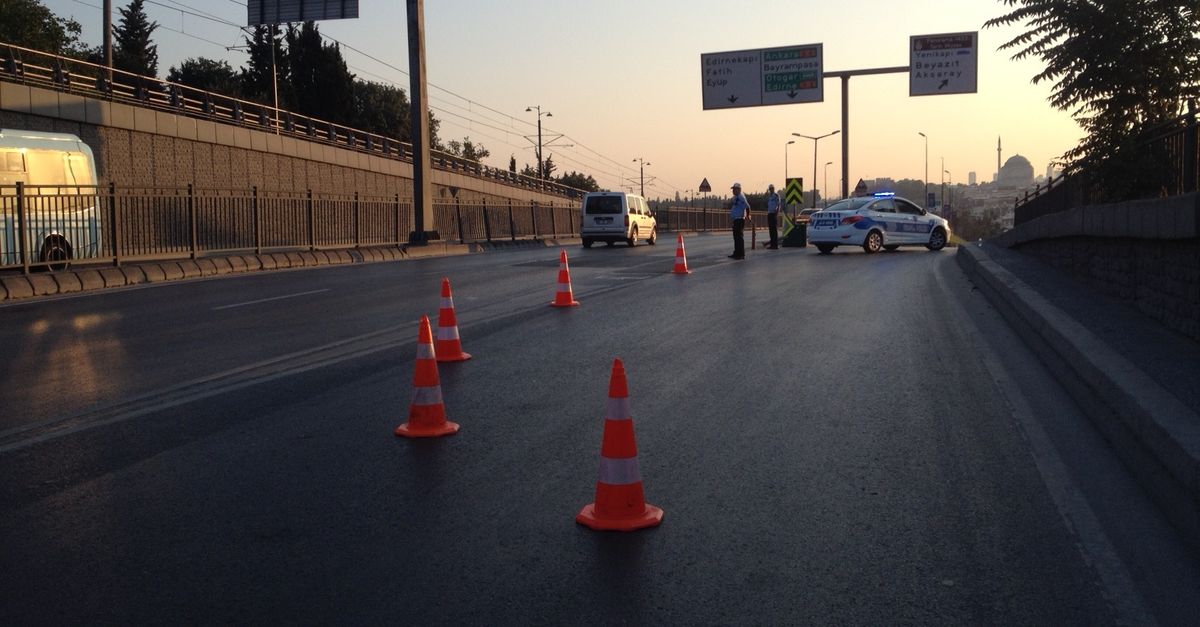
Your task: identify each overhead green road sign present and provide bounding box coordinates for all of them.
[785,177,804,205]
[701,44,823,110]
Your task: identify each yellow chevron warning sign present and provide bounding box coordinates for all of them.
[785,177,804,205]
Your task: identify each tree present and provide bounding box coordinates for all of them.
[445,137,490,162]
[558,171,599,192]
[541,154,557,179]
[286,22,355,125]
[113,0,159,78]
[0,0,86,56]
[240,25,288,109]
[168,58,240,96]
[353,80,409,139]
[509,155,517,173]
[986,1,1200,198]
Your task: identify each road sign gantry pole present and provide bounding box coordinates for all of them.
[824,66,908,199]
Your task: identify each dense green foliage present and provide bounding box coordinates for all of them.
[113,0,158,77]
[167,58,240,97]
[0,0,86,55]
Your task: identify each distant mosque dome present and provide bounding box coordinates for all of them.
[997,154,1034,188]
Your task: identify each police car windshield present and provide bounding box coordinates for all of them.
[824,198,873,212]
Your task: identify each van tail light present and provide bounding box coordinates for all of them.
[841,215,865,225]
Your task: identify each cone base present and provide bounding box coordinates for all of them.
[575,503,663,531]
[672,267,691,274]
[550,300,580,307]
[436,351,472,362]
[394,420,460,438]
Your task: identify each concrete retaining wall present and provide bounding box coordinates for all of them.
[996,193,1200,341]
[0,81,569,209]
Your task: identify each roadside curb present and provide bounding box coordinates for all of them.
[0,236,584,303]
[956,243,1200,551]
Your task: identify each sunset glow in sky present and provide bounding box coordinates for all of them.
[43,0,1083,199]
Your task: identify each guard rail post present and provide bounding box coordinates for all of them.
[353,191,360,248]
[188,183,197,259]
[15,182,29,275]
[482,202,492,242]
[455,197,465,244]
[109,182,120,266]
[508,199,516,242]
[307,189,316,250]
[252,185,261,255]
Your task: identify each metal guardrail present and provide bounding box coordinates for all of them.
[1,183,579,273]
[0,42,584,199]
[653,205,732,232]
[1014,107,1199,225]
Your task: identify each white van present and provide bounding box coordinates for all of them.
[0,129,101,268]
[580,191,657,248]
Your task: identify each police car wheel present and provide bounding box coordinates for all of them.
[927,228,947,251]
[862,231,883,254]
[816,244,834,254]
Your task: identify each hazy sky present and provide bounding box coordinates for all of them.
[42,0,1082,199]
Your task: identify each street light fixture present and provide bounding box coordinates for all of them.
[784,140,795,184]
[823,161,833,207]
[526,105,552,179]
[632,157,651,197]
[917,132,928,207]
[793,130,839,208]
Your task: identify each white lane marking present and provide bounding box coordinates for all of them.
[212,289,330,310]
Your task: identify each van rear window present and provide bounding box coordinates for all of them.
[584,196,622,214]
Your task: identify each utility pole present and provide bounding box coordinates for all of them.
[526,106,551,178]
[103,0,113,83]
[633,157,651,196]
[407,0,434,243]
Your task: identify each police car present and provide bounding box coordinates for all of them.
[807,193,950,254]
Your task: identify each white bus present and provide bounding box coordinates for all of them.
[0,129,102,269]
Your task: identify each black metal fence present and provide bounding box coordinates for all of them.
[652,205,732,232]
[1,183,579,273]
[1014,108,1199,225]
[0,42,583,199]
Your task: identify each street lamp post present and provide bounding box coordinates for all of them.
[918,132,930,205]
[793,130,839,208]
[940,157,945,208]
[526,105,551,179]
[944,169,952,209]
[823,161,833,207]
[632,157,651,196]
[784,139,795,184]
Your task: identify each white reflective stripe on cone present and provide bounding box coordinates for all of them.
[597,456,642,485]
[437,326,460,340]
[416,343,436,360]
[606,397,631,420]
[411,385,443,406]
[440,297,454,308]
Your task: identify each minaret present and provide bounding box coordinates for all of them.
[996,136,1002,183]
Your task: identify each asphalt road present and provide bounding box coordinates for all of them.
[2,234,1198,624]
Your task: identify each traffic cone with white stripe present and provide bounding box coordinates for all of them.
[395,315,460,438]
[435,277,471,362]
[576,358,663,531]
[550,249,580,307]
[672,233,691,274]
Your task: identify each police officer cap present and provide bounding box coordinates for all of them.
[731,182,742,189]
[768,184,775,190]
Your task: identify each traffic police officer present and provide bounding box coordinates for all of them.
[765,184,781,249]
[729,182,749,259]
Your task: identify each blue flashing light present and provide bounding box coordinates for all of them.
[873,191,895,197]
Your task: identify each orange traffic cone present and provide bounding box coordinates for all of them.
[550,249,580,307]
[435,277,471,362]
[672,234,691,274]
[395,315,460,438]
[576,358,663,531]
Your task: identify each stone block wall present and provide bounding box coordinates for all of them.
[998,193,1200,341]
